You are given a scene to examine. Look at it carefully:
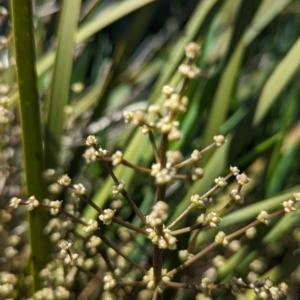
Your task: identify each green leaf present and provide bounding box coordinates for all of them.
[253,38,300,125]
[10,0,50,292]
[44,0,82,168]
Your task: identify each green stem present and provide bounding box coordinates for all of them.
[10,0,50,292]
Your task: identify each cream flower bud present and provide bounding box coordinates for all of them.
[215,231,228,247]
[282,200,296,213]
[73,183,86,196]
[58,174,71,186]
[112,151,123,166]
[236,173,251,185]
[191,149,202,161]
[147,201,168,227]
[103,272,117,291]
[148,104,161,115]
[83,147,98,163]
[167,150,183,165]
[191,168,204,181]
[178,64,200,79]
[99,209,116,225]
[86,236,101,248]
[58,239,72,252]
[205,212,221,227]
[10,197,22,209]
[200,277,213,295]
[123,110,134,123]
[86,135,97,146]
[64,253,78,265]
[50,200,62,215]
[184,42,201,59]
[214,135,226,146]
[132,110,145,126]
[215,177,227,187]
[230,189,244,203]
[162,85,175,98]
[230,166,240,176]
[294,192,300,201]
[26,196,39,210]
[257,211,270,225]
[83,219,99,233]
[112,181,125,196]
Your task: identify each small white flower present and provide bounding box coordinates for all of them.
[282,200,296,213]
[86,236,101,248]
[178,64,200,79]
[99,209,116,225]
[236,173,251,185]
[103,272,116,291]
[10,197,21,209]
[83,219,99,233]
[293,192,300,202]
[64,253,78,265]
[50,200,62,215]
[73,183,86,196]
[83,147,98,163]
[148,104,161,115]
[191,149,202,161]
[257,211,270,225]
[112,151,123,166]
[162,85,175,98]
[26,196,39,210]
[215,231,228,247]
[112,181,125,196]
[191,168,204,181]
[205,212,221,227]
[184,42,201,59]
[58,240,72,253]
[214,135,226,146]
[229,189,244,203]
[86,135,97,146]
[123,110,134,123]
[215,177,227,187]
[58,174,71,186]
[200,277,213,295]
[147,201,168,227]
[230,166,240,176]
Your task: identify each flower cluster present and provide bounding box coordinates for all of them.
[146,227,177,250]
[142,268,172,291]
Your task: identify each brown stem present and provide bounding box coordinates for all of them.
[148,130,160,163]
[121,159,151,174]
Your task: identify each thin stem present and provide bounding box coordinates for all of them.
[121,159,151,174]
[148,130,160,163]
[160,134,168,168]
[172,221,206,236]
[75,264,102,282]
[79,192,148,235]
[112,217,148,235]
[167,204,193,229]
[102,160,148,225]
[167,209,285,277]
[226,210,284,240]
[187,228,202,253]
[167,173,232,230]
[200,142,217,154]
[96,230,148,274]
[153,245,163,285]
[173,157,193,169]
[167,242,217,277]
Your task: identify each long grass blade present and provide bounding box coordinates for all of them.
[10,0,50,291]
[44,0,81,168]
